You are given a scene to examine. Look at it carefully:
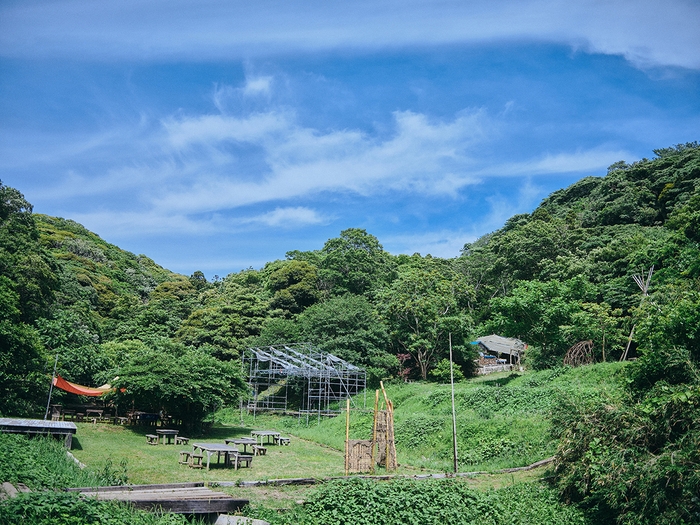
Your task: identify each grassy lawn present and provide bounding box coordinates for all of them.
[71,423,348,485]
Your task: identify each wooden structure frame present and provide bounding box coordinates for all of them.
[344,382,397,474]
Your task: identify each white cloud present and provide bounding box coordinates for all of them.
[490,148,630,177]
[384,230,478,259]
[1,1,699,69]
[242,207,326,227]
[243,76,273,97]
[152,107,491,215]
[10,90,628,239]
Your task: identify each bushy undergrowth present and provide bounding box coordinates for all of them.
[0,491,192,525]
[0,434,197,525]
[0,434,127,489]
[248,477,587,525]
[552,382,700,525]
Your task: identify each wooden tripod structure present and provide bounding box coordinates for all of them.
[344,381,397,475]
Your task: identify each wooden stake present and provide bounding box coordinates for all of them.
[380,381,390,409]
[345,398,350,476]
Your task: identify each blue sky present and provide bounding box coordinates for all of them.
[1,1,699,278]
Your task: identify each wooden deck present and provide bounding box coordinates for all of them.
[0,418,77,448]
[68,482,248,514]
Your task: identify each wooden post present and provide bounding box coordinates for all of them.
[380,381,390,470]
[388,399,397,471]
[449,333,458,473]
[370,389,379,474]
[345,398,350,476]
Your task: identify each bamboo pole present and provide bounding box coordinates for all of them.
[345,398,350,476]
[370,389,379,474]
[380,381,390,408]
[388,399,397,471]
[380,382,390,470]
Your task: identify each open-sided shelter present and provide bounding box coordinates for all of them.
[473,334,525,366]
[243,343,366,419]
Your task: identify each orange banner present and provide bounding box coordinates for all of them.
[53,375,113,397]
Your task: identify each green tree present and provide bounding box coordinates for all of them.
[319,228,396,296]
[299,294,396,385]
[111,345,246,432]
[0,276,47,416]
[379,265,471,380]
[177,280,268,355]
[0,182,58,416]
[0,182,57,323]
[488,279,591,368]
[264,259,320,314]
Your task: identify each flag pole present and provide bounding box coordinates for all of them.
[44,354,59,420]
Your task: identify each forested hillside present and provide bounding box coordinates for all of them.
[1,142,699,522]
[2,142,699,410]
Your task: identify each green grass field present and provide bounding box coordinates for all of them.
[71,423,349,485]
[70,363,627,491]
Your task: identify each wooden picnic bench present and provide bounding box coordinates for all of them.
[175,436,189,445]
[275,436,291,446]
[146,434,158,445]
[252,445,267,456]
[231,454,254,469]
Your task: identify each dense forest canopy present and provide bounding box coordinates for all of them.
[1,141,699,521]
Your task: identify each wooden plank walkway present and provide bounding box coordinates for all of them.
[68,482,248,514]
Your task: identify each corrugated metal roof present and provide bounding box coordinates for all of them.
[475,334,525,356]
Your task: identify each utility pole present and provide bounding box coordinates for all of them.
[449,333,458,473]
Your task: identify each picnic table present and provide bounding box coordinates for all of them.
[156,429,179,445]
[0,418,77,448]
[224,437,256,454]
[251,430,280,445]
[191,443,239,471]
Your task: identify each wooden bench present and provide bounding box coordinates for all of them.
[146,434,158,445]
[232,454,253,469]
[275,436,291,446]
[175,436,189,445]
[189,454,204,469]
[251,445,267,456]
[178,450,191,465]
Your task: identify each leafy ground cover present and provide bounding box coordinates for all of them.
[246,477,587,525]
[0,434,193,525]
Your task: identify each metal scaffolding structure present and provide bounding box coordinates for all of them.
[243,343,366,419]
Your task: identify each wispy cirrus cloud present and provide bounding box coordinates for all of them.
[6,76,629,240]
[241,207,326,227]
[1,1,698,69]
[152,107,492,215]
